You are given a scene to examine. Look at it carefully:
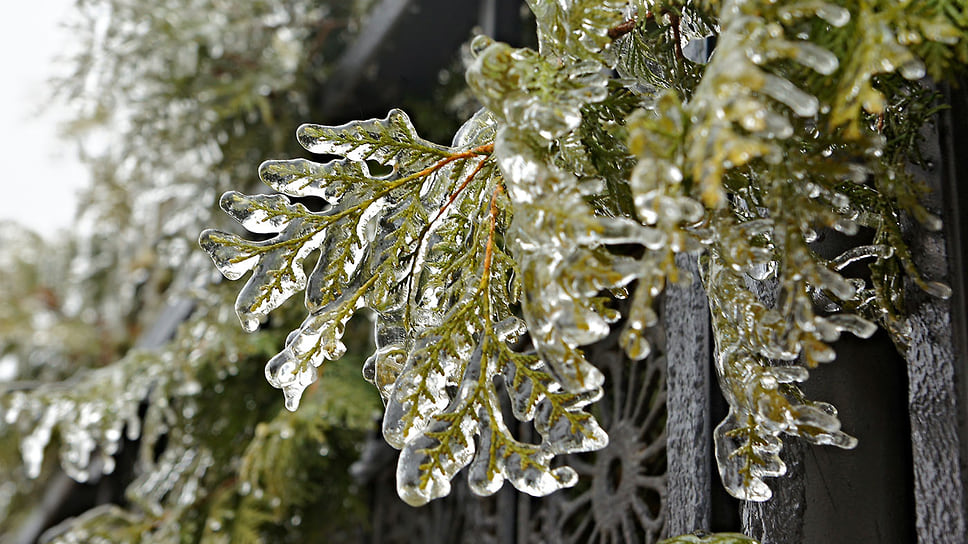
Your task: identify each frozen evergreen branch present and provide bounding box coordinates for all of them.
[200,0,962,511]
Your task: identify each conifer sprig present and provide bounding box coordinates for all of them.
[203,0,961,507]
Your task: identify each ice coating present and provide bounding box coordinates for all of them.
[218,192,302,234]
[194,0,959,510]
[3,343,189,489]
[296,109,449,166]
[526,0,627,63]
[496,131,617,392]
[394,342,604,506]
[705,250,862,501]
[231,222,327,332]
[466,40,609,142]
[259,157,367,203]
[200,190,331,332]
[198,229,260,281]
[760,73,819,117]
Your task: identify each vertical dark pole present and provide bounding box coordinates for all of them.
[665,253,713,535]
[903,83,968,543]
[741,440,805,544]
[736,275,807,544]
[940,78,968,541]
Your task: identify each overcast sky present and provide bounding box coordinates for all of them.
[0,0,88,239]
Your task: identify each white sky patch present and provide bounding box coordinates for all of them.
[0,354,17,382]
[0,0,89,239]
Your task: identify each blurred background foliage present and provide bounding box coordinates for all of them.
[0,0,496,541]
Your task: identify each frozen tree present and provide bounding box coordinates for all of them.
[2,0,966,542]
[205,0,964,507]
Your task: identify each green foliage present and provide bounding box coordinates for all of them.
[201,106,609,506]
[658,532,760,544]
[2,0,963,541]
[3,282,380,542]
[204,0,962,510]
[1,1,386,542]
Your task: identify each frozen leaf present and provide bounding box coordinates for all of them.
[686,6,843,206]
[467,38,610,142]
[200,196,327,332]
[396,337,606,506]
[526,0,628,63]
[202,110,498,409]
[704,250,859,501]
[203,105,610,506]
[296,108,451,167]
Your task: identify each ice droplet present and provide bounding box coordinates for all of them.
[264,349,317,411]
[831,244,892,270]
[919,212,943,232]
[792,41,839,75]
[826,313,878,339]
[919,19,961,44]
[760,73,819,117]
[363,344,407,401]
[922,281,952,299]
[816,4,850,27]
[240,314,261,333]
[899,59,926,80]
[620,328,651,360]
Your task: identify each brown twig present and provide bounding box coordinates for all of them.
[608,17,638,40]
[670,12,683,61]
[404,146,495,327]
[479,184,504,291]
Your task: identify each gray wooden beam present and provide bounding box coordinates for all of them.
[665,253,713,535]
[742,440,805,544]
[904,88,967,543]
[939,80,968,532]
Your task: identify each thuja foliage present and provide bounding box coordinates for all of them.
[202,0,966,507]
[659,533,758,544]
[1,1,390,542]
